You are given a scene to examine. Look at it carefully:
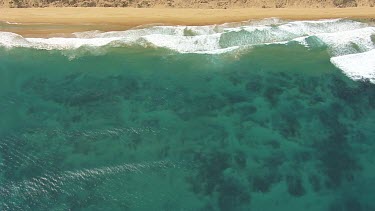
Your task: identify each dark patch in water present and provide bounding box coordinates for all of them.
[1,46,375,210]
[286,174,306,197]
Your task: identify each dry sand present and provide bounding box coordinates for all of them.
[1,7,375,36]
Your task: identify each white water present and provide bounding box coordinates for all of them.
[0,18,374,82]
[331,49,375,83]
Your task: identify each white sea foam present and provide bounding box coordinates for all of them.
[331,49,375,83]
[314,27,375,56]
[26,37,120,50]
[4,21,21,25]
[0,18,369,53]
[1,18,374,82]
[0,32,31,48]
[142,34,222,53]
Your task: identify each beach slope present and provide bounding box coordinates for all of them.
[0,8,374,33]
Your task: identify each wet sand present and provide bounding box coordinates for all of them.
[0,7,374,36]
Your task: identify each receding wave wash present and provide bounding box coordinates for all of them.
[0,18,375,210]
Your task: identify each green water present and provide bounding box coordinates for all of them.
[0,44,375,210]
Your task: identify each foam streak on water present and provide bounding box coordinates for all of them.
[1,19,375,209]
[0,160,176,209]
[0,18,374,82]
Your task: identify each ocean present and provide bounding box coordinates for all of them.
[0,18,375,210]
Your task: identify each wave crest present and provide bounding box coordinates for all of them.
[1,18,374,82]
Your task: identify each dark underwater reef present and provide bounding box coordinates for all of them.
[0,47,375,210]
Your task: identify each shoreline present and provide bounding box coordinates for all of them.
[1,7,375,36]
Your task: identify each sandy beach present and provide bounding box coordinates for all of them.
[1,7,375,36]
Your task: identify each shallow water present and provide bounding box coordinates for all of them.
[1,19,375,210]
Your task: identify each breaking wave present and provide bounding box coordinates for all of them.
[1,18,374,82]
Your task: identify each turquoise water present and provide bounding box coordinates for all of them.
[1,19,375,210]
